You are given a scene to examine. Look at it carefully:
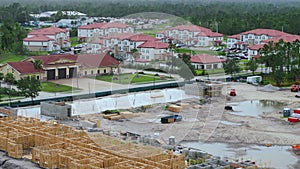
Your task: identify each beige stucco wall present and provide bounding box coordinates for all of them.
[0,64,46,81]
[80,67,116,76]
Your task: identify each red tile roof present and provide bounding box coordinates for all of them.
[241,29,291,37]
[248,44,264,50]
[234,41,245,45]
[91,39,105,44]
[208,32,223,37]
[78,22,107,29]
[105,33,137,40]
[262,35,300,43]
[8,61,43,74]
[29,26,68,35]
[23,35,53,42]
[191,54,225,64]
[252,55,260,59]
[129,34,157,42]
[78,22,130,29]
[168,25,223,37]
[29,54,77,66]
[137,41,169,49]
[8,53,119,74]
[227,34,241,40]
[76,53,119,68]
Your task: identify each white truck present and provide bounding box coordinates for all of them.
[246,76,262,85]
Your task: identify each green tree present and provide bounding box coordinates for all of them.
[17,76,42,103]
[52,11,67,22]
[0,20,27,53]
[33,59,43,69]
[4,73,15,85]
[223,59,240,77]
[245,59,258,75]
[0,72,4,81]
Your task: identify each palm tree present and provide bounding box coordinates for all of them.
[33,59,43,69]
[168,41,176,73]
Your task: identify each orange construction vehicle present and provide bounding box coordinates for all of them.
[291,84,299,92]
[292,144,300,150]
[229,89,236,96]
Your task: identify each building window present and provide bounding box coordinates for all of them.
[97,70,100,74]
[36,75,40,80]
[85,71,87,75]
[104,69,106,73]
[91,70,93,75]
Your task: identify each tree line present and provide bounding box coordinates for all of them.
[1,2,300,35]
[0,0,300,35]
[260,39,300,86]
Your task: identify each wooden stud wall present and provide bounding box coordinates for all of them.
[0,117,184,169]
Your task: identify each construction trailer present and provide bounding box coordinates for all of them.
[0,116,185,169]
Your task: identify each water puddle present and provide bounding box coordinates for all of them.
[228,100,285,117]
[182,142,298,169]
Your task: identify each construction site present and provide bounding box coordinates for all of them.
[0,116,185,169]
[0,81,300,169]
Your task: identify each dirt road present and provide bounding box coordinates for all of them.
[97,82,300,146]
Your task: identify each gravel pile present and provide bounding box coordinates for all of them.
[257,84,281,92]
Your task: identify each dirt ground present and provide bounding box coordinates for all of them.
[87,82,300,146]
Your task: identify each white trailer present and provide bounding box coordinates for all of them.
[246,76,262,85]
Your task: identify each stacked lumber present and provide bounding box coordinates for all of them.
[168,105,182,113]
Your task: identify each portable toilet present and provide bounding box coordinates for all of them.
[283,108,291,117]
[169,136,175,145]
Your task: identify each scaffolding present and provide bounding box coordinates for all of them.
[0,116,184,169]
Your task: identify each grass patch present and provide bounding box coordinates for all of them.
[195,69,225,76]
[28,51,49,56]
[41,82,77,93]
[261,75,300,87]
[70,37,83,46]
[95,73,172,84]
[0,53,27,64]
[137,30,156,37]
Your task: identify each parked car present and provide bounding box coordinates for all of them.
[239,55,248,59]
[226,53,235,58]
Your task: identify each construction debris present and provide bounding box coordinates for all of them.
[0,116,184,169]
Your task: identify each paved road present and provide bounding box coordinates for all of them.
[3,68,255,102]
